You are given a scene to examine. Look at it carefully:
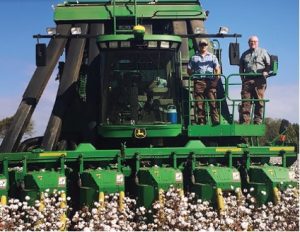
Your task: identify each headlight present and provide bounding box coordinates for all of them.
[120,41,130,48]
[148,41,157,48]
[46,27,56,35]
[71,27,82,35]
[160,41,169,49]
[99,43,107,49]
[218,26,229,35]
[109,41,118,48]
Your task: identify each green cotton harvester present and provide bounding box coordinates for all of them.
[0,0,297,213]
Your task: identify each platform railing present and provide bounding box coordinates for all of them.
[226,73,269,124]
[185,73,269,126]
[186,73,226,125]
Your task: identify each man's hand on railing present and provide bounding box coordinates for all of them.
[262,71,269,78]
[210,75,219,88]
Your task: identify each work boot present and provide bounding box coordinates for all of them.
[198,118,206,125]
[254,121,262,125]
[211,114,220,125]
[254,118,262,125]
[212,120,220,125]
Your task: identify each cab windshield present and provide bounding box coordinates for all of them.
[100,49,179,125]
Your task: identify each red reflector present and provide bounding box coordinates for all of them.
[279,135,286,142]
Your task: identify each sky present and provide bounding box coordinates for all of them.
[0,0,299,137]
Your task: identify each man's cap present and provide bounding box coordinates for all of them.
[199,39,208,45]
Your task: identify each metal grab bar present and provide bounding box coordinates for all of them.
[184,73,269,125]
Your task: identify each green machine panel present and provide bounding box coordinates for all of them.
[79,169,125,207]
[22,171,67,205]
[54,3,205,21]
[188,124,266,137]
[191,166,241,202]
[137,166,183,208]
[98,124,182,138]
[247,165,297,205]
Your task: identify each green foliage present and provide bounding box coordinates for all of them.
[259,118,299,148]
[0,116,34,139]
[286,123,299,148]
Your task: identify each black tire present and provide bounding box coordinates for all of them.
[17,136,43,152]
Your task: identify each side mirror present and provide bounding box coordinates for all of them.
[270,55,278,75]
[36,43,47,66]
[279,119,290,134]
[56,61,65,80]
[229,42,240,65]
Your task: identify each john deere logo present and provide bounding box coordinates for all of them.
[134,128,146,139]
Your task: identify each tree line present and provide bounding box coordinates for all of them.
[0,116,34,140]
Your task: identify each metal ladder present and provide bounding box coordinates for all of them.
[112,0,138,34]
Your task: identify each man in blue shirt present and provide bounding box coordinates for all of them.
[187,39,221,125]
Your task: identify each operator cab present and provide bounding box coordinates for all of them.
[97,35,181,126]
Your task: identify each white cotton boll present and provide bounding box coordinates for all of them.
[8,199,14,204]
[83,226,91,231]
[93,202,100,208]
[3,183,297,231]
[241,221,248,230]
[225,217,234,225]
[267,201,273,207]
[91,208,98,215]
[190,192,195,198]
[13,199,20,204]
[206,211,214,218]
[249,204,255,209]
[139,224,147,230]
[259,222,266,230]
[208,225,215,231]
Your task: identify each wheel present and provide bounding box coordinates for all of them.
[17,136,43,152]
